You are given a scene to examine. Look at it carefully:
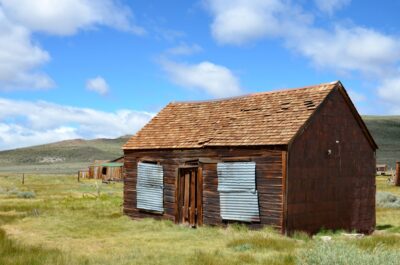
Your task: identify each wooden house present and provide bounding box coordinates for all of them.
[376,164,387,175]
[88,160,107,179]
[101,156,124,181]
[88,157,124,181]
[122,81,377,234]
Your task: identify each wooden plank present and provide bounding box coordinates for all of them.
[197,167,203,226]
[180,170,185,223]
[178,165,199,169]
[189,169,196,226]
[280,151,287,234]
[174,168,180,223]
[183,172,190,223]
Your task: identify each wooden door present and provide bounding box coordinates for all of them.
[175,167,203,227]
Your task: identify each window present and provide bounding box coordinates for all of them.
[136,162,164,213]
[217,162,260,222]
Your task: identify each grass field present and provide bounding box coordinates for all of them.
[0,174,400,265]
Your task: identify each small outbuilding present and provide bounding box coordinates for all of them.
[88,157,124,181]
[122,81,377,234]
[376,164,387,175]
[100,162,124,181]
[88,160,108,179]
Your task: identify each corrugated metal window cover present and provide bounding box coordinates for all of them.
[137,162,164,213]
[217,162,256,192]
[217,162,260,222]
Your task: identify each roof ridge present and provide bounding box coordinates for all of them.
[170,81,339,105]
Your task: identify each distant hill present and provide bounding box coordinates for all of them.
[363,116,400,169]
[0,116,399,174]
[0,136,131,174]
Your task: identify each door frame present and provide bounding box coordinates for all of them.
[175,166,203,226]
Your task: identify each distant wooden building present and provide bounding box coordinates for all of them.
[376,164,387,175]
[78,169,89,179]
[88,160,108,179]
[88,157,124,181]
[101,162,124,181]
[123,81,377,234]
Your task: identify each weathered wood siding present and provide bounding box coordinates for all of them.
[287,89,376,234]
[124,148,285,229]
[103,166,123,181]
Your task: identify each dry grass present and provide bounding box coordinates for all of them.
[0,174,399,265]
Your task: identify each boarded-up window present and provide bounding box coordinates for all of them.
[217,162,260,222]
[137,162,164,213]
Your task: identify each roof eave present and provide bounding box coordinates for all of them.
[123,143,289,151]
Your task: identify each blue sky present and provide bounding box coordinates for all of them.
[0,0,400,150]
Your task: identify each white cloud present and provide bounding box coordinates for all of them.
[204,0,400,113]
[314,0,351,15]
[288,26,400,77]
[160,59,242,98]
[86,76,109,95]
[377,77,400,105]
[206,0,297,45]
[0,10,53,91]
[0,0,143,90]
[204,0,400,76]
[0,124,80,151]
[166,43,203,56]
[205,0,400,77]
[0,0,144,36]
[0,98,154,150]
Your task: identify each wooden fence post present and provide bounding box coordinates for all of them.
[22,173,25,185]
[395,162,400,186]
[77,171,80,182]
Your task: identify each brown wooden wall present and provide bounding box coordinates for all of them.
[287,88,376,234]
[103,166,123,181]
[123,147,285,229]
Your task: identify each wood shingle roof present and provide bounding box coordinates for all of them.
[124,81,340,150]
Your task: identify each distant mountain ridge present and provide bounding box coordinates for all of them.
[0,115,399,173]
[0,135,132,174]
[363,116,400,169]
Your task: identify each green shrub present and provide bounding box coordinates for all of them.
[376,192,400,208]
[16,191,36,199]
[0,187,35,198]
[297,242,400,265]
